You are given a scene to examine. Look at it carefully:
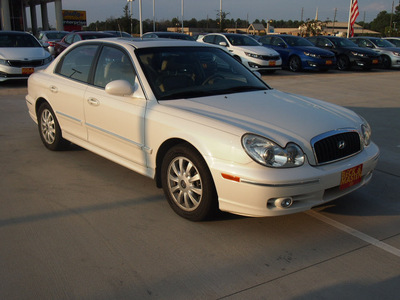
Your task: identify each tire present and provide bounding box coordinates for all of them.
[161,144,218,221]
[337,55,350,71]
[37,102,69,151]
[381,55,391,69]
[289,56,302,72]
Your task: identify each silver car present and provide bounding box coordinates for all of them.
[0,31,53,82]
[38,30,68,56]
[350,36,400,69]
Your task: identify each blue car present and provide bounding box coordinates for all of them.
[256,35,336,72]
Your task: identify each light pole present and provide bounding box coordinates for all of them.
[127,0,133,35]
[153,0,155,32]
[181,0,184,33]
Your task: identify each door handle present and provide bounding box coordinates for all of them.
[87,98,100,106]
[50,85,58,93]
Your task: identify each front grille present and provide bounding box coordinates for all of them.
[9,60,44,68]
[312,130,361,165]
[262,55,280,61]
[320,55,335,59]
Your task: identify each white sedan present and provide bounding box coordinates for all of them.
[199,33,282,72]
[0,31,53,81]
[26,38,379,221]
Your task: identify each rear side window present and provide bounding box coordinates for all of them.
[55,45,98,83]
[203,35,215,44]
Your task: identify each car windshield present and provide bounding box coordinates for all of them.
[0,33,41,48]
[370,38,395,47]
[331,38,358,47]
[226,35,260,46]
[283,36,314,47]
[136,46,268,100]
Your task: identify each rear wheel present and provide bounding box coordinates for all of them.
[161,144,218,221]
[37,102,69,151]
[289,56,302,72]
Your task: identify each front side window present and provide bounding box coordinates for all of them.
[93,46,135,88]
[55,45,98,83]
[64,34,74,45]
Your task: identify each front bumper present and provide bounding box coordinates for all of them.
[0,64,49,82]
[209,142,379,217]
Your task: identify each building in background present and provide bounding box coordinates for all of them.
[1,0,63,36]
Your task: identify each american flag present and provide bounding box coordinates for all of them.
[349,0,360,37]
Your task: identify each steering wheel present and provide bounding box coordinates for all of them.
[202,74,225,85]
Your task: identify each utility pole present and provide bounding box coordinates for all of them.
[332,8,337,34]
[181,0,184,33]
[301,7,304,22]
[389,0,394,36]
[127,0,134,35]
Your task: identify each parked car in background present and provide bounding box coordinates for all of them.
[38,30,68,56]
[307,36,381,71]
[0,31,52,82]
[103,31,131,38]
[142,32,195,41]
[26,38,379,220]
[383,37,400,47]
[256,34,335,72]
[199,33,282,72]
[54,31,114,57]
[350,37,400,69]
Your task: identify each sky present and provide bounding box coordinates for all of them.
[36,0,395,28]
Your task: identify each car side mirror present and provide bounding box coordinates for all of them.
[219,41,228,47]
[253,71,262,78]
[105,80,134,96]
[324,43,333,48]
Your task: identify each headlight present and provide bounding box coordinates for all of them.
[43,55,53,65]
[304,52,320,58]
[392,51,400,56]
[360,118,372,147]
[242,134,305,168]
[0,59,9,66]
[351,51,366,57]
[245,52,262,59]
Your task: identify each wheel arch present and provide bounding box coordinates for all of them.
[155,138,210,188]
[35,97,50,117]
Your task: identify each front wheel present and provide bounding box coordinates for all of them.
[289,56,302,72]
[161,144,218,221]
[37,102,69,151]
[337,55,350,71]
[381,55,391,69]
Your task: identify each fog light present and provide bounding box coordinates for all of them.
[274,197,293,208]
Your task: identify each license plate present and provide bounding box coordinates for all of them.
[340,164,363,190]
[22,68,34,75]
[326,60,333,65]
[372,59,379,64]
[269,61,276,66]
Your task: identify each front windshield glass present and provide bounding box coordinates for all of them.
[370,38,395,47]
[331,38,358,47]
[0,33,41,48]
[225,35,260,46]
[136,46,268,100]
[283,36,314,47]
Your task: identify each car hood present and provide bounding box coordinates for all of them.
[232,45,279,56]
[341,46,379,55]
[0,47,49,60]
[292,46,334,56]
[158,89,361,149]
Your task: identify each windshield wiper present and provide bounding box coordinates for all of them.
[219,86,267,94]
[158,90,214,100]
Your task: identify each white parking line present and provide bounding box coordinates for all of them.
[306,210,400,258]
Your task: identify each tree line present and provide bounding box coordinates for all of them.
[86,4,400,37]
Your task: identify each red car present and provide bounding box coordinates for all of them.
[54,31,113,57]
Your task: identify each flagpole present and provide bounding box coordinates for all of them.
[347,0,352,38]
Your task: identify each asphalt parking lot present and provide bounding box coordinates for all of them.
[0,69,399,299]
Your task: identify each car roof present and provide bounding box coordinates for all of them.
[0,31,32,35]
[76,37,215,50]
